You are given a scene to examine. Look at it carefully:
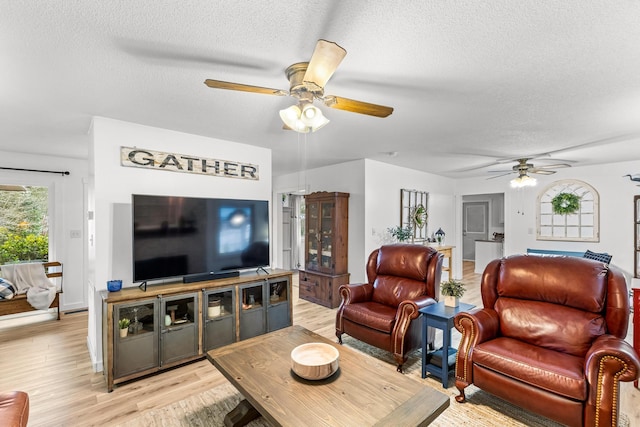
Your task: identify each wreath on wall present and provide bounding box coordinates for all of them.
[412,204,427,230]
[551,192,581,215]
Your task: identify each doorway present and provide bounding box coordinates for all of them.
[461,193,505,263]
[281,194,305,271]
[462,201,488,261]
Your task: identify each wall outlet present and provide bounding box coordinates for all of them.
[70,230,81,238]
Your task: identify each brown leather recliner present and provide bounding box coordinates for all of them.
[336,244,443,372]
[454,255,640,427]
[0,391,29,427]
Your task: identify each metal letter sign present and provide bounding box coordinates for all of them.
[120,147,259,180]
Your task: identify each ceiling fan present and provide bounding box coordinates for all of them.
[204,40,394,133]
[488,158,571,187]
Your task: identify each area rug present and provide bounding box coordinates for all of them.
[120,336,630,427]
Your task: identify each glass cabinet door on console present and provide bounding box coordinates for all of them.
[267,277,290,332]
[203,287,235,351]
[160,293,199,366]
[114,299,159,378]
[239,282,266,340]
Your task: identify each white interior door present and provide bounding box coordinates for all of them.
[463,202,488,260]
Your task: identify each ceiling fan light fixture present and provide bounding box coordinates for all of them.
[279,103,329,133]
[301,104,329,130]
[510,174,537,188]
[279,105,307,132]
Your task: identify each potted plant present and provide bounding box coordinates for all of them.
[118,318,130,338]
[387,225,413,242]
[440,279,466,307]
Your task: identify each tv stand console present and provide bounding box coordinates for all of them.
[183,270,240,284]
[101,269,292,392]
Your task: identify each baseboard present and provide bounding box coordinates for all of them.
[86,335,103,373]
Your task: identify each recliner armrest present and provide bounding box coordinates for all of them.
[338,283,373,305]
[413,295,438,310]
[454,308,500,344]
[583,335,640,426]
[453,308,500,389]
[585,335,640,383]
[395,297,437,322]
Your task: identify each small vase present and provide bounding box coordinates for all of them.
[119,328,128,338]
[444,295,459,308]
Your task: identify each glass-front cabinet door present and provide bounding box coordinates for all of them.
[267,277,290,332]
[239,282,266,340]
[306,201,320,270]
[203,287,235,351]
[160,293,199,366]
[114,299,158,378]
[319,201,335,272]
[306,200,336,274]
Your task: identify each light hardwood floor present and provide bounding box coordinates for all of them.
[0,262,638,426]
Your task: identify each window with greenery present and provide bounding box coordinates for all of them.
[0,186,49,264]
[536,180,599,242]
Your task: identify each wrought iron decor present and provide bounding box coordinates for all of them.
[537,179,599,242]
[400,189,429,242]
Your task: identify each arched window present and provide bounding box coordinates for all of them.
[536,179,599,242]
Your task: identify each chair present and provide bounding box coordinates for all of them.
[335,244,443,372]
[454,255,640,427]
[0,391,29,427]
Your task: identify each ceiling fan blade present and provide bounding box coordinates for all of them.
[529,169,556,175]
[487,169,516,174]
[303,40,347,91]
[323,95,393,118]
[204,79,287,96]
[487,172,515,180]
[533,163,572,170]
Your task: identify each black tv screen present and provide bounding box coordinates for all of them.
[132,194,269,282]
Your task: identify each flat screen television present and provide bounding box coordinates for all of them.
[132,194,270,283]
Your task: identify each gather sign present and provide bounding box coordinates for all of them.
[120,146,259,181]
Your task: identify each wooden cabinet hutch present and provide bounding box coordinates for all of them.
[299,192,350,308]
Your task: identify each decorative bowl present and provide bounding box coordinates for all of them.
[107,280,122,292]
[291,342,339,380]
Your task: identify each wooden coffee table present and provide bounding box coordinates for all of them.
[207,325,450,426]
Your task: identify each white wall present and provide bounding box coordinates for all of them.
[364,160,457,278]
[274,159,457,282]
[273,160,366,281]
[88,117,272,371]
[456,159,640,279]
[0,151,88,312]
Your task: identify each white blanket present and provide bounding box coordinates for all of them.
[0,263,56,310]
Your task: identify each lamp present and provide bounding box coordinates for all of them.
[279,102,329,133]
[510,174,537,188]
[435,228,445,245]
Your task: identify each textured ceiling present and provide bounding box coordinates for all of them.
[1,1,639,179]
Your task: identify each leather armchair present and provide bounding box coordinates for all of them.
[336,244,443,372]
[454,255,640,427]
[0,391,29,427]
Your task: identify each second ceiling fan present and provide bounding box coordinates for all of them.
[204,40,393,133]
[488,158,571,187]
